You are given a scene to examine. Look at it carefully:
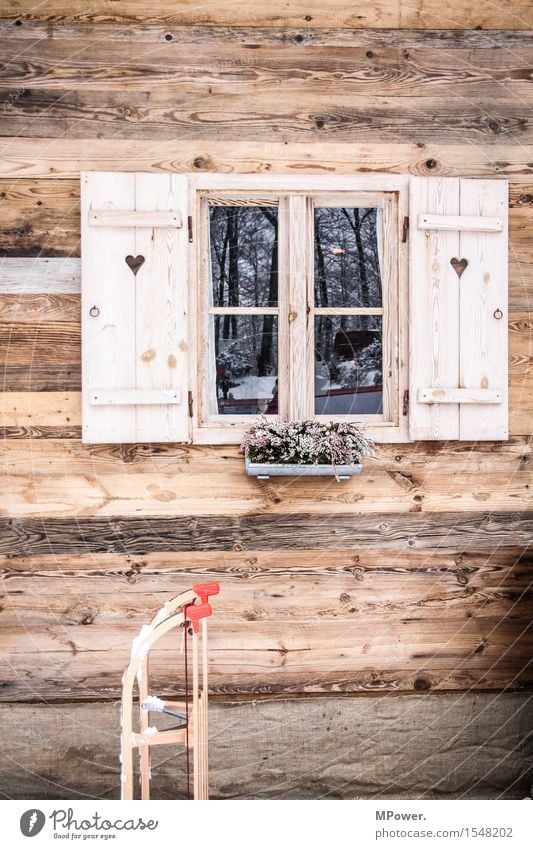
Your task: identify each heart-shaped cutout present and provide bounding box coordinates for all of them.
[450,257,468,279]
[125,254,145,276]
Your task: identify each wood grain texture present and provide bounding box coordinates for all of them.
[459,179,509,440]
[0,512,530,556]
[1,620,531,700]
[2,545,531,700]
[0,12,531,710]
[4,22,533,48]
[0,257,80,291]
[1,43,533,98]
[0,179,79,256]
[8,90,533,146]
[2,1,533,28]
[0,437,530,515]
[1,139,533,180]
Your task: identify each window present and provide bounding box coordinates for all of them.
[192,176,409,444]
[81,172,508,446]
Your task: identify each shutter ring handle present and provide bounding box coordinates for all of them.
[493,308,503,320]
[89,305,100,318]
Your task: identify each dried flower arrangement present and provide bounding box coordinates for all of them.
[241,418,374,480]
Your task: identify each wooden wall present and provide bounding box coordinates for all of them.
[0,1,532,723]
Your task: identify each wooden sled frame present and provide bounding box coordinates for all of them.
[120,583,219,800]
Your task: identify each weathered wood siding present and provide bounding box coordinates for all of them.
[0,4,532,710]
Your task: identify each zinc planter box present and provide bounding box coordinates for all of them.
[245,459,363,481]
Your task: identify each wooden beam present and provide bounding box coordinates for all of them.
[418,388,504,404]
[1,140,533,179]
[89,210,182,228]
[0,258,80,292]
[89,389,182,405]
[4,22,533,48]
[418,214,504,232]
[2,1,533,29]
[0,512,530,555]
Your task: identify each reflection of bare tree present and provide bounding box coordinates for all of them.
[257,207,278,376]
[210,207,230,351]
[210,205,278,376]
[224,207,239,340]
[340,207,374,307]
[209,204,382,396]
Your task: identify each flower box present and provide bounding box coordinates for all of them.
[241,418,373,482]
[245,459,363,481]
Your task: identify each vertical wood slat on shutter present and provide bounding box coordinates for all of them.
[409,177,508,442]
[81,172,190,444]
[409,177,460,440]
[459,179,508,440]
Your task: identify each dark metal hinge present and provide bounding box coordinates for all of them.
[188,215,193,243]
[403,389,409,417]
[402,215,409,243]
[188,390,193,417]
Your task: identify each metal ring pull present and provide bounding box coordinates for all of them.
[493,308,503,320]
[89,305,100,317]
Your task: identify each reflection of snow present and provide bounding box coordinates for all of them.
[221,375,277,400]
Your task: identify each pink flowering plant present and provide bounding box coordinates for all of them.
[240,418,374,467]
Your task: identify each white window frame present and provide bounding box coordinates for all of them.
[189,174,410,444]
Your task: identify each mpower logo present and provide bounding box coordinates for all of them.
[20,810,46,837]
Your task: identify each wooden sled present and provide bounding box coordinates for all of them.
[120,583,219,800]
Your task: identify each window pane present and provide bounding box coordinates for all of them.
[212,315,278,415]
[315,316,383,415]
[314,207,382,308]
[209,205,278,308]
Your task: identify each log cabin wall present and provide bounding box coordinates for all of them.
[0,1,532,798]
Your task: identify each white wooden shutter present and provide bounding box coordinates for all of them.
[409,177,508,441]
[81,172,190,444]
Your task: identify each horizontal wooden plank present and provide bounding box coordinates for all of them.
[2,616,531,700]
[3,1,533,29]
[1,546,529,579]
[2,43,533,98]
[417,214,504,232]
[0,512,530,555]
[3,564,530,625]
[5,90,533,146]
[1,438,529,477]
[0,365,80,391]
[90,389,182,406]
[0,178,79,256]
[0,425,82,438]
[0,292,79,322]
[418,388,504,404]
[4,617,531,662]
[0,258,80,292]
[1,139,533,180]
[0,434,530,515]
[89,209,181,227]
[0,321,80,365]
[4,22,533,49]
[0,391,79,426]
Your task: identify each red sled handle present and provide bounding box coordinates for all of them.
[193,582,220,604]
[184,602,213,634]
